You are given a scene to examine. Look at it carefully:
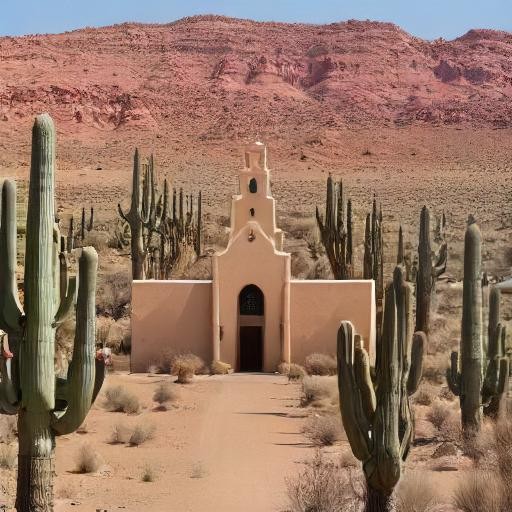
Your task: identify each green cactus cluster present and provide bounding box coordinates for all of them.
[315,174,353,280]
[337,265,425,511]
[118,149,202,280]
[447,221,509,435]
[0,114,106,511]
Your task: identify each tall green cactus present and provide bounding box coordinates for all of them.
[415,206,447,334]
[0,114,106,511]
[447,222,509,433]
[315,175,353,279]
[337,266,425,512]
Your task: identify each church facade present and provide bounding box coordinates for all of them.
[131,143,375,373]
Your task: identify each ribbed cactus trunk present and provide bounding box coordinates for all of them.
[416,206,431,334]
[460,223,483,435]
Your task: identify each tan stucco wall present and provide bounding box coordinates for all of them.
[130,280,212,372]
[289,280,375,364]
[214,221,290,372]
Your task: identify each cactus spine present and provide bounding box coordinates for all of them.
[316,175,353,279]
[338,266,425,511]
[448,222,509,432]
[0,115,105,511]
[415,206,447,334]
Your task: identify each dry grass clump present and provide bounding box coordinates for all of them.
[141,464,157,482]
[453,471,502,512]
[301,376,338,408]
[304,353,337,376]
[288,363,306,382]
[426,400,452,432]
[413,387,435,406]
[171,353,205,383]
[103,385,141,414]
[153,382,178,410]
[395,472,437,512]
[303,415,343,446]
[75,443,102,473]
[109,421,131,444]
[129,422,156,446]
[210,360,231,375]
[0,444,17,469]
[285,450,361,512]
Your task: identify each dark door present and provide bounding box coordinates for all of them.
[239,326,263,372]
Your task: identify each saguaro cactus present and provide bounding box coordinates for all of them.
[315,175,353,279]
[337,266,425,512]
[447,222,509,432]
[0,114,106,511]
[415,206,447,334]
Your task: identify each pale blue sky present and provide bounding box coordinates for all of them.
[0,1,510,40]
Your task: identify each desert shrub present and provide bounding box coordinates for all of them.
[83,230,109,252]
[96,270,131,320]
[427,400,452,432]
[285,451,362,512]
[104,317,130,354]
[169,353,205,383]
[103,385,141,414]
[109,421,131,444]
[0,416,17,444]
[0,445,17,469]
[153,382,178,409]
[96,316,114,347]
[304,353,337,376]
[301,376,338,407]
[395,472,437,512]
[288,363,306,382]
[339,450,358,469]
[277,362,290,374]
[413,387,435,406]
[55,318,76,375]
[191,461,208,479]
[129,422,156,446]
[303,415,343,446]
[210,360,231,375]
[453,471,502,512]
[75,443,101,473]
[422,354,446,385]
[141,464,157,482]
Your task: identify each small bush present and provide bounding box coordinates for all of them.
[191,461,208,479]
[288,363,306,382]
[426,400,452,431]
[395,472,437,512]
[210,360,231,375]
[277,362,290,374]
[301,376,338,407]
[170,353,205,383]
[103,385,141,414]
[75,443,101,473]
[0,445,17,469]
[413,388,435,406]
[109,421,131,444]
[285,450,362,512]
[304,353,337,376]
[0,416,17,444]
[129,422,156,446]
[141,464,157,482]
[303,415,343,446]
[153,382,178,410]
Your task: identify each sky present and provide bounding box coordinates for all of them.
[0,0,511,40]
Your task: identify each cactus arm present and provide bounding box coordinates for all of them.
[52,247,98,436]
[447,351,461,396]
[54,276,76,326]
[433,241,448,278]
[337,321,372,461]
[117,202,130,223]
[0,331,20,414]
[407,332,426,395]
[354,347,377,422]
[0,179,24,333]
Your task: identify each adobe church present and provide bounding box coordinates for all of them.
[131,143,375,373]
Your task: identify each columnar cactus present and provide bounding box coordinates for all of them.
[0,114,106,511]
[315,175,353,279]
[447,222,509,433]
[415,206,447,334]
[337,266,425,512]
[80,206,94,241]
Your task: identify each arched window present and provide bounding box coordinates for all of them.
[239,284,264,316]
[249,178,257,193]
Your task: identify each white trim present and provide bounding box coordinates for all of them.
[132,280,213,284]
[290,279,374,285]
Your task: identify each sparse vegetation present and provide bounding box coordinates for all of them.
[395,472,437,512]
[210,360,231,375]
[303,414,343,446]
[304,353,337,376]
[170,353,205,383]
[153,381,178,410]
[301,376,338,407]
[0,444,17,469]
[141,464,157,482]
[75,443,102,474]
[109,421,131,444]
[103,385,141,414]
[426,400,452,432]
[129,422,156,446]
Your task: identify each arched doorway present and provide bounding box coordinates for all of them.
[238,284,264,371]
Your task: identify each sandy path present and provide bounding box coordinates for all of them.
[53,372,310,512]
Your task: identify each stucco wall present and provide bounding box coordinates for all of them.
[289,280,375,364]
[131,280,212,372]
